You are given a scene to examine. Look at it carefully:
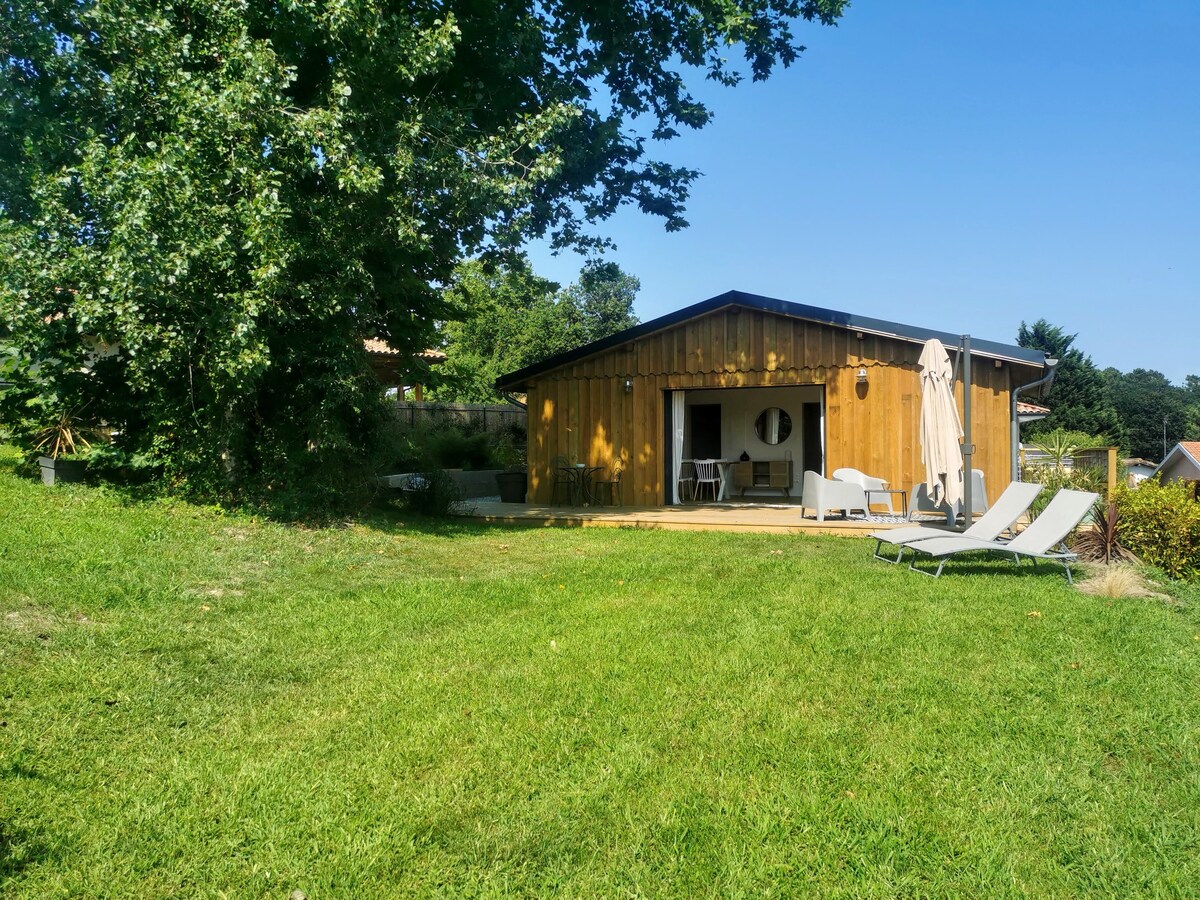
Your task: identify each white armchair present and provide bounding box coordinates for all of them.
[832,467,894,514]
[800,471,870,522]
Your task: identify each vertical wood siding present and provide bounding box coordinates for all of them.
[525,308,1036,506]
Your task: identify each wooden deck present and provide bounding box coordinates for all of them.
[456,500,913,536]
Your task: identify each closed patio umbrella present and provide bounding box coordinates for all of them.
[918,338,964,511]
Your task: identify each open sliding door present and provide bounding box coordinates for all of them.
[663,390,687,505]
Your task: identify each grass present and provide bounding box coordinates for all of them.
[2,457,1199,897]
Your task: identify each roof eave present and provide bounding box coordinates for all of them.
[495,290,1046,391]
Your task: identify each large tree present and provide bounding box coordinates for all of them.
[1103,367,1190,461]
[1016,320,1121,442]
[1185,374,1200,442]
[433,257,639,403]
[0,0,846,501]
[558,259,641,346]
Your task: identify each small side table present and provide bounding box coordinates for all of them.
[869,489,908,518]
[578,466,604,506]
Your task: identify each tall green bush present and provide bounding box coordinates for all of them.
[388,419,520,472]
[1023,464,1107,518]
[1114,479,1200,582]
[3,0,844,505]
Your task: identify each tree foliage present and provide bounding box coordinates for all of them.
[433,257,639,403]
[1103,367,1190,461]
[0,0,846,506]
[1016,320,1121,441]
[1185,375,1200,442]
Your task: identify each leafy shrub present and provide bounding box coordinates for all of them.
[493,418,528,450]
[1030,428,1109,455]
[425,428,493,470]
[401,469,464,516]
[1114,479,1200,581]
[387,419,524,473]
[1023,464,1107,517]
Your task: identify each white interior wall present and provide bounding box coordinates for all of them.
[684,385,822,496]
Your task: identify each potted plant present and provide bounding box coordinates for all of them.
[494,440,528,503]
[34,408,96,486]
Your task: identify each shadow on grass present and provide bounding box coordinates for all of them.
[902,555,1081,583]
[0,821,52,882]
[358,500,494,538]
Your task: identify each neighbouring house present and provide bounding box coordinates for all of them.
[363,339,445,400]
[1123,458,1159,486]
[496,291,1050,506]
[1016,400,1052,472]
[1017,400,1050,426]
[1153,442,1200,485]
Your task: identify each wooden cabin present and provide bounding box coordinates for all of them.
[495,291,1049,507]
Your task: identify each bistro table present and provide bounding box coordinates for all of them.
[557,464,605,505]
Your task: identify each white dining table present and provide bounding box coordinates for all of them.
[684,458,739,502]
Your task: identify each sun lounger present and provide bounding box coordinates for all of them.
[870,481,1044,563]
[904,488,1100,583]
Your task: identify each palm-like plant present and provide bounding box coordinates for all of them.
[1031,432,1082,472]
[1071,500,1136,565]
[33,408,96,460]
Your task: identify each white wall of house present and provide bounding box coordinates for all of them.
[1157,448,1200,484]
[1123,459,1158,486]
[683,385,822,497]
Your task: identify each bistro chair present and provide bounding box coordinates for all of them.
[592,461,624,507]
[693,459,721,502]
[550,455,576,505]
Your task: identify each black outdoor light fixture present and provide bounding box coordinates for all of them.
[623,378,633,394]
[856,367,868,384]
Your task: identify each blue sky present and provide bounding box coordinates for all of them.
[527,1,1199,385]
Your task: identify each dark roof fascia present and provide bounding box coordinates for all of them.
[495,290,1047,391]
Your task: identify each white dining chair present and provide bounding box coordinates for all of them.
[678,460,696,501]
[693,459,721,502]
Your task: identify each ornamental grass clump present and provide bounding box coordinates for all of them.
[1114,479,1200,582]
[1076,565,1149,600]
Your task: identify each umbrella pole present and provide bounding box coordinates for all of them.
[961,334,974,530]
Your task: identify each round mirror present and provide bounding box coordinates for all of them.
[754,408,792,445]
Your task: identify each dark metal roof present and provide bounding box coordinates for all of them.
[496,290,1047,390]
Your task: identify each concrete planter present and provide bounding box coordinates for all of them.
[495,471,528,503]
[38,456,87,486]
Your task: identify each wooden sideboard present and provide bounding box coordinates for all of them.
[731,460,794,497]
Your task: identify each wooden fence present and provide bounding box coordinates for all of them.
[393,401,526,435]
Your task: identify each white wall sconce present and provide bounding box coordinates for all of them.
[856,367,869,384]
[624,378,634,394]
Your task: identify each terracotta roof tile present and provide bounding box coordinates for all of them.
[362,339,445,362]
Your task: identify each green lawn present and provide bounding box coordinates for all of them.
[2,460,1199,898]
